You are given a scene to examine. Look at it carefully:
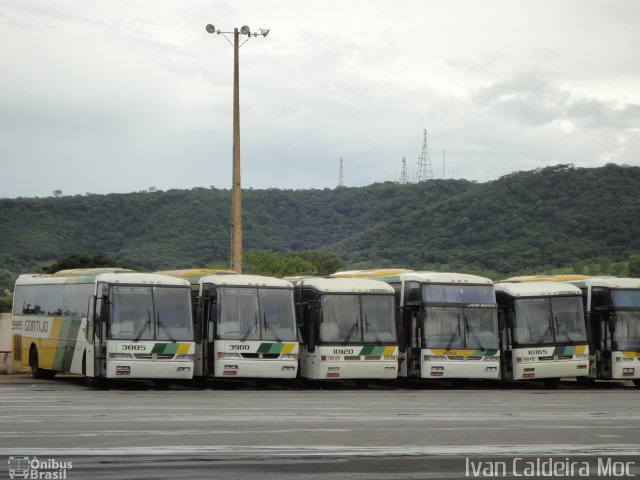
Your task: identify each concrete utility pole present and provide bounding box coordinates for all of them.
[206,23,270,273]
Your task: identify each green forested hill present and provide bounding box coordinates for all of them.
[1,164,639,285]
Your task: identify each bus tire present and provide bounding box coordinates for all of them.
[85,376,108,389]
[633,380,640,389]
[576,377,596,387]
[153,379,171,390]
[543,378,561,389]
[29,345,55,379]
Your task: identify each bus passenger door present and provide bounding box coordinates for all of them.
[202,286,216,377]
[94,295,107,378]
[85,296,96,377]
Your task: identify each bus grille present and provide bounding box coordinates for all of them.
[241,353,280,359]
[134,354,175,360]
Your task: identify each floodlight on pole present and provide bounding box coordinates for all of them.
[205,23,269,273]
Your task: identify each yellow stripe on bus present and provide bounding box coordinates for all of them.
[622,351,640,358]
[575,345,587,355]
[176,343,191,355]
[281,343,296,354]
[382,346,396,356]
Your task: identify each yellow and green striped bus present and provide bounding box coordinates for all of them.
[12,268,195,385]
[158,271,299,380]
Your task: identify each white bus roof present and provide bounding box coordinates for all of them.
[200,274,293,289]
[299,277,395,294]
[16,271,189,287]
[154,268,236,285]
[373,271,493,286]
[495,281,582,297]
[331,268,413,278]
[568,277,640,289]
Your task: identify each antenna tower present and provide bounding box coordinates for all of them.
[416,129,433,182]
[338,158,344,187]
[400,157,408,184]
[443,150,446,179]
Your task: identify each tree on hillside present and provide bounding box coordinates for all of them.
[44,253,130,274]
[629,253,640,277]
[244,250,345,278]
[0,269,15,293]
[290,251,345,276]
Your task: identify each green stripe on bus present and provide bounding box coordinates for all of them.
[473,349,498,356]
[257,343,282,354]
[152,343,179,355]
[553,346,575,356]
[53,317,82,372]
[359,346,384,356]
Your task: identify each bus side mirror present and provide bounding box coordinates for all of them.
[608,315,616,333]
[498,311,505,331]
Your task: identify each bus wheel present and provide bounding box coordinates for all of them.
[153,379,171,390]
[543,378,561,389]
[29,346,55,379]
[85,376,107,389]
[576,377,596,387]
[633,380,640,389]
[355,379,370,389]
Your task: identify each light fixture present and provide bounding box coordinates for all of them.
[240,25,251,36]
[205,24,216,34]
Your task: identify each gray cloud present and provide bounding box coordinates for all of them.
[1,0,639,197]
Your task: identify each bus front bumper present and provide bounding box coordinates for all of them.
[421,360,500,379]
[106,360,194,380]
[214,359,298,379]
[513,360,589,380]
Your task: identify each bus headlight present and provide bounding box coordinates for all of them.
[217,352,242,359]
[383,355,397,361]
[175,354,194,361]
[574,354,588,360]
[109,353,133,360]
[281,354,298,360]
[424,355,446,361]
[483,356,500,362]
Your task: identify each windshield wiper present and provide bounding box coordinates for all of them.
[134,311,151,342]
[554,316,573,342]
[241,313,258,342]
[263,313,281,342]
[365,315,382,345]
[535,322,553,346]
[157,312,176,343]
[446,314,462,350]
[464,314,485,351]
[342,318,359,345]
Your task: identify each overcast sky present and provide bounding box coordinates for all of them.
[1,0,639,198]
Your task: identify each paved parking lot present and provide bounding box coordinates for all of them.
[1,375,639,479]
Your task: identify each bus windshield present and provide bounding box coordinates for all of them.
[614,312,640,350]
[423,284,495,304]
[259,288,297,341]
[320,294,396,344]
[611,289,640,308]
[110,286,193,341]
[217,287,296,341]
[513,296,586,345]
[424,306,498,350]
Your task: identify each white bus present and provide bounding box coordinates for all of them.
[566,277,640,387]
[338,271,501,381]
[196,274,299,379]
[11,269,195,385]
[293,277,398,382]
[495,281,589,387]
